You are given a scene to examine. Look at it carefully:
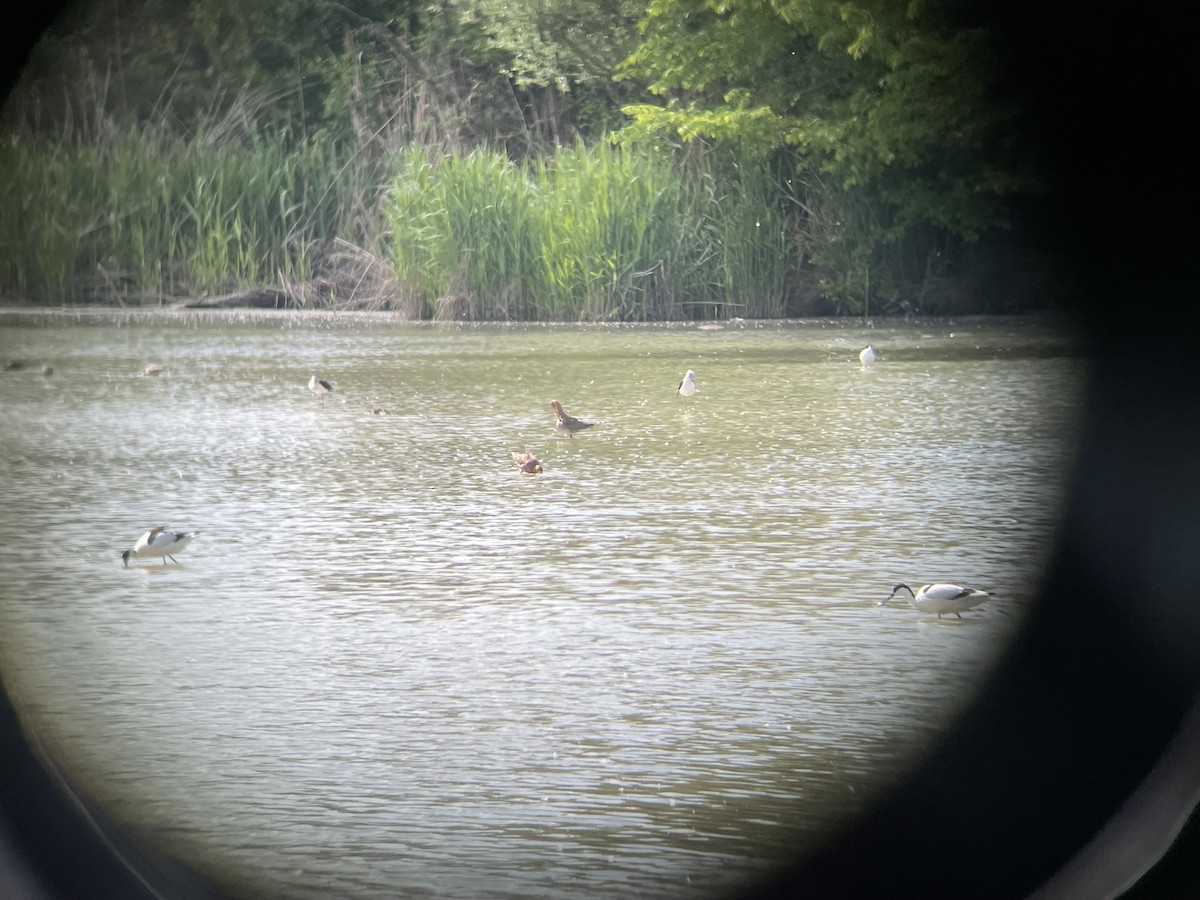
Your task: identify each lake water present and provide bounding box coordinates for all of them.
[0,310,1085,899]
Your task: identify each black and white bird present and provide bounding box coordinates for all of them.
[859,345,878,369]
[121,527,199,567]
[678,369,698,405]
[879,583,994,618]
[308,374,334,407]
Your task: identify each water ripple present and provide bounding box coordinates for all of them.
[0,316,1085,899]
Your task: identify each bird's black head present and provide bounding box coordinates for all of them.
[879,583,914,606]
[120,550,133,568]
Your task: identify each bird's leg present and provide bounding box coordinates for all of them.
[168,555,179,564]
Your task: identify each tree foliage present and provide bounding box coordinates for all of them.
[618,0,1039,309]
[2,0,1047,314]
[451,0,643,88]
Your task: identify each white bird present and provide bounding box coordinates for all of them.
[859,345,878,369]
[121,527,199,567]
[678,369,698,405]
[308,374,334,407]
[140,363,165,377]
[879,583,994,618]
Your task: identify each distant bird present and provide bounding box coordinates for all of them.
[678,369,698,405]
[879,583,994,619]
[512,451,543,474]
[140,363,165,377]
[859,345,878,369]
[308,374,334,407]
[41,365,53,377]
[120,527,199,567]
[550,400,594,438]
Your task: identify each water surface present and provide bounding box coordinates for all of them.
[0,312,1085,899]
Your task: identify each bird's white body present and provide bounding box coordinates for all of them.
[122,527,199,566]
[678,369,698,399]
[308,375,334,405]
[881,583,993,618]
[859,345,878,369]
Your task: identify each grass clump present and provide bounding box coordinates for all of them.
[1,127,800,319]
[383,141,791,321]
[0,128,362,305]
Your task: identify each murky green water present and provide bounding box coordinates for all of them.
[0,310,1084,899]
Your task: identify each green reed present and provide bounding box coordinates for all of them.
[0,129,362,302]
[2,127,797,319]
[716,162,789,318]
[531,142,679,320]
[383,141,788,321]
[385,148,542,320]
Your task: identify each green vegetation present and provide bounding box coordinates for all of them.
[389,142,788,320]
[0,128,365,304]
[0,0,1046,319]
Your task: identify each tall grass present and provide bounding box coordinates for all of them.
[717,163,789,318]
[383,142,792,321]
[0,129,363,303]
[385,148,542,320]
[1,128,799,319]
[532,143,685,320]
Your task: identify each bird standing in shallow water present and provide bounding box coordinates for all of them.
[512,451,543,474]
[308,374,334,407]
[121,527,199,567]
[859,345,878,369]
[678,369,698,406]
[879,583,994,618]
[550,400,594,438]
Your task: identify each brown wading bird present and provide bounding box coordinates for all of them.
[512,451,543,474]
[550,400,595,438]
